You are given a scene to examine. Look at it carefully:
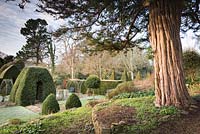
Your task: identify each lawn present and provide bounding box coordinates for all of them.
[0,106,39,125]
[0,95,105,125]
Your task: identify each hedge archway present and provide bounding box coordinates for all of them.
[10,67,56,106]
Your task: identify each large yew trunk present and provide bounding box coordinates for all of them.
[149,0,191,108]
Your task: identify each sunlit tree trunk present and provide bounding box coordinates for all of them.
[149,0,191,108]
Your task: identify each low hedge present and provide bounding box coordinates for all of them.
[107,81,135,99]
[95,80,122,95]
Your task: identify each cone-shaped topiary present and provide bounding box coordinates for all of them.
[42,93,60,115]
[121,70,128,81]
[65,93,82,109]
[109,70,115,80]
[10,67,56,106]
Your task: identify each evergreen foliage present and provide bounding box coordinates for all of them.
[121,70,128,81]
[16,19,51,65]
[42,94,60,115]
[107,81,135,99]
[65,93,82,109]
[109,70,115,80]
[183,50,200,83]
[10,67,56,106]
[0,65,20,83]
[85,75,100,89]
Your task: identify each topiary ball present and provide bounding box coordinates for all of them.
[65,93,82,109]
[42,94,60,115]
[85,75,100,89]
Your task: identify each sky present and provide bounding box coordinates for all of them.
[0,1,199,56]
[0,0,66,56]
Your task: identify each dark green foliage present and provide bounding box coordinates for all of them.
[16,18,51,65]
[107,81,135,99]
[0,60,25,75]
[80,81,87,94]
[38,0,199,52]
[10,67,56,106]
[0,65,20,83]
[95,80,122,95]
[121,70,128,81]
[42,94,60,115]
[0,58,4,68]
[183,50,200,83]
[3,55,14,64]
[113,89,155,99]
[85,75,100,89]
[65,93,82,109]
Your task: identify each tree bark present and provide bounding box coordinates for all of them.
[149,0,191,108]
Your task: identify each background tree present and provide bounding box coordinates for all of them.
[16,18,51,65]
[37,0,200,108]
[119,47,150,80]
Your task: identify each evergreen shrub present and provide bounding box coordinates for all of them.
[42,94,60,115]
[65,93,82,109]
[10,67,56,106]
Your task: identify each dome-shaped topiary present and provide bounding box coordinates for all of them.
[65,93,82,109]
[85,75,100,89]
[42,94,60,115]
[10,67,56,106]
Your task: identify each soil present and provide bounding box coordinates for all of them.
[151,98,200,134]
[95,105,137,128]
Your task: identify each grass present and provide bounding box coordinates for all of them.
[0,106,39,125]
[0,95,180,134]
[0,107,93,134]
[95,96,180,133]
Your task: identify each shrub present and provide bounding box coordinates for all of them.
[9,118,22,125]
[80,81,87,94]
[10,67,56,106]
[65,93,82,109]
[42,94,60,115]
[121,70,128,81]
[95,80,122,95]
[183,50,200,83]
[0,65,20,83]
[109,70,115,80]
[135,71,142,80]
[107,81,135,99]
[112,89,155,99]
[85,75,101,89]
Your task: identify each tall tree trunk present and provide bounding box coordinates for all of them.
[149,0,191,108]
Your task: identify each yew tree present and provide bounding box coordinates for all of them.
[20,0,199,108]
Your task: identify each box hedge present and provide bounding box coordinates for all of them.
[42,94,60,115]
[10,67,56,106]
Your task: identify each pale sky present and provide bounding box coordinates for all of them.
[0,1,198,56]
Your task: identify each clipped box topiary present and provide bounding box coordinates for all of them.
[42,93,60,115]
[10,67,56,106]
[65,93,82,109]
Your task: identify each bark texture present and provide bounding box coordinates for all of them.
[149,0,191,108]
